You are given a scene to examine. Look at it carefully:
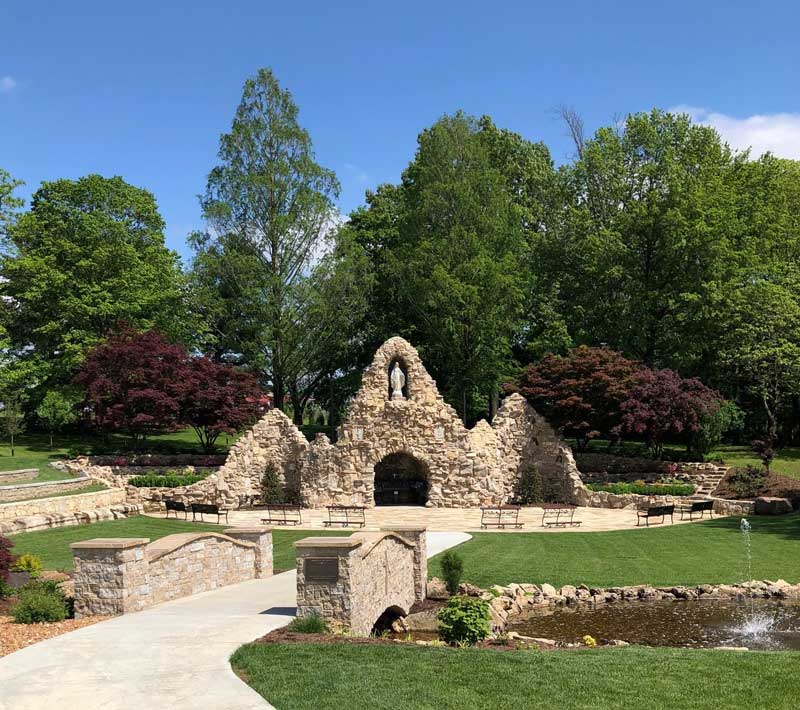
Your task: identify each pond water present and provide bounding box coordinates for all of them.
[509,599,800,650]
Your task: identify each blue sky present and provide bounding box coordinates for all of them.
[2,1,799,260]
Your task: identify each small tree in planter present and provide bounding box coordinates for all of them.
[260,464,285,504]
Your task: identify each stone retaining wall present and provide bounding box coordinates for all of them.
[0,502,142,535]
[576,489,754,515]
[0,487,125,522]
[0,474,97,503]
[296,526,426,636]
[71,527,273,617]
[0,468,38,483]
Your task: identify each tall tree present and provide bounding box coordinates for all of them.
[542,109,741,370]
[0,175,188,393]
[195,68,339,414]
[398,113,529,422]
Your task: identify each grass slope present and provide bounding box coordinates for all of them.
[429,513,800,588]
[231,643,798,710]
[9,516,348,571]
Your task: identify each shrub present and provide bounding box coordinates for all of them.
[288,614,329,634]
[11,584,68,624]
[0,534,13,583]
[437,596,491,646]
[0,578,12,599]
[11,553,43,579]
[689,400,744,458]
[127,472,208,488]
[440,550,464,595]
[514,465,543,504]
[726,465,767,499]
[260,465,285,504]
[586,482,696,496]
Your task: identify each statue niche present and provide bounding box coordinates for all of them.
[388,359,408,400]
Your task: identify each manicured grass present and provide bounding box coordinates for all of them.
[429,513,800,588]
[231,642,798,710]
[9,515,349,572]
[7,481,108,502]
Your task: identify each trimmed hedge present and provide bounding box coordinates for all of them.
[586,481,696,496]
[127,472,209,488]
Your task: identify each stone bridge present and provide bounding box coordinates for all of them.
[295,525,426,636]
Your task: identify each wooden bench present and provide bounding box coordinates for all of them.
[191,503,229,524]
[541,506,582,528]
[680,499,714,521]
[636,504,675,527]
[323,505,366,528]
[261,504,303,526]
[164,499,188,520]
[480,505,523,529]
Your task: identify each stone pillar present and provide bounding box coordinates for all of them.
[294,536,363,628]
[224,526,273,578]
[381,526,427,602]
[70,538,150,618]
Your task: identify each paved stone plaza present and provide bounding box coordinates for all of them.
[157,505,700,532]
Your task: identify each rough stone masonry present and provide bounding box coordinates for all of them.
[181,336,586,508]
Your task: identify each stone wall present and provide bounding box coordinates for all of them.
[180,337,586,509]
[0,487,126,522]
[0,501,142,535]
[0,474,98,503]
[0,468,38,483]
[295,528,425,637]
[71,527,272,618]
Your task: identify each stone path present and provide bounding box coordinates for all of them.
[0,532,470,710]
[199,504,702,533]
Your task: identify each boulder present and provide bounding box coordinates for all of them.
[754,497,793,515]
[426,577,450,600]
[540,583,557,598]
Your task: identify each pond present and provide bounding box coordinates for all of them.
[509,599,800,650]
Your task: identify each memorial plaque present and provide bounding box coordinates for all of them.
[305,558,339,582]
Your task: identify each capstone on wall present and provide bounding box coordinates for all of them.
[71,527,273,617]
[295,528,424,636]
[179,337,586,509]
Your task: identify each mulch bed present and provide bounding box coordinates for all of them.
[715,470,800,507]
[0,613,109,657]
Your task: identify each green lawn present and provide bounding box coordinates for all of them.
[9,515,347,571]
[429,513,800,588]
[231,642,797,710]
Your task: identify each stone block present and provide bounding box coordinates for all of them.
[754,497,793,515]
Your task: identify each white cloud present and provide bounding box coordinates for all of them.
[343,162,369,185]
[0,76,17,94]
[671,105,800,159]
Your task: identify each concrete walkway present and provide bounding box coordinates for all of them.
[0,532,470,710]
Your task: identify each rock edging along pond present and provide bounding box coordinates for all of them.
[429,578,800,631]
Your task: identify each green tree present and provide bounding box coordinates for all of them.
[2,391,25,457]
[0,168,23,244]
[398,113,528,422]
[35,391,77,450]
[0,175,188,394]
[195,68,340,415]
[543,110,742,370]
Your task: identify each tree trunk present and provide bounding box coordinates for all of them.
[49,431,54,450]
[290,389,305,426]
[272,374,285,413]
[488,389,499,421]
[10,432,14,457]
[763,394,778,442]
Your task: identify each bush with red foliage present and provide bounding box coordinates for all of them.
[176,357,263,453]
[0,535,14,583]
[616,368,722,458]
[507,346,638,449]
[76,328,186,445]
[509,346,723,457]
[77,328,265,451]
